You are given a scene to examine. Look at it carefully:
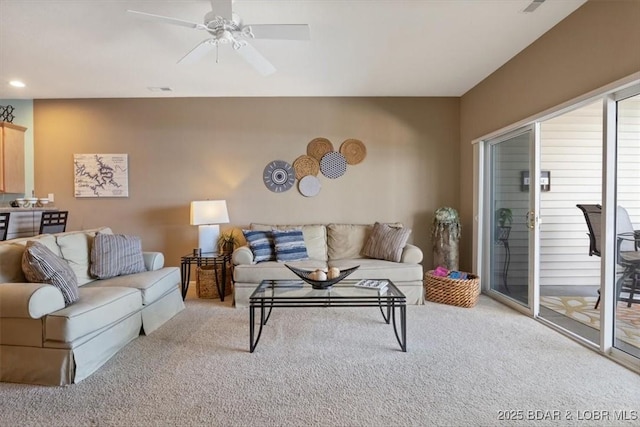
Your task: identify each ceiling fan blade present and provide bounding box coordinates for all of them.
[246,24,310,40]
[234,42,276,76]
[127,10,201,29]
[178,40,216,64]
[210,0,233,21]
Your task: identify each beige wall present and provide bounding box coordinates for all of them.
[459,0,640,269]
[33,97,460,268]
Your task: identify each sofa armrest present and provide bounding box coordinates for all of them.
[400,244,423,264]
[143,252,165,271]
[232,246,254,265]
[0,283,65,319]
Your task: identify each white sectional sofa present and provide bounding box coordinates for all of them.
[0,227,184,385]
[232,223,424,307]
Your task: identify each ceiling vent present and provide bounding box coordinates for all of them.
[523,0,546,13]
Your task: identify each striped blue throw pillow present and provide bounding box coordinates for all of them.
[272,229,309,262]
[242,230,275,263]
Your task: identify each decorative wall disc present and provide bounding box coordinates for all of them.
[293,155,320,180]
[339,139,366,165]
[298,175,321,197]
[263,160,295,193]
[307,138,334,161]
[320,151,347,179]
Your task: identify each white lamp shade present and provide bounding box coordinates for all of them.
[190,200,229,226]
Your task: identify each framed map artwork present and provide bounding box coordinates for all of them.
[74,154,129,197]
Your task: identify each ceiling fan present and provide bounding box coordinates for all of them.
[127,0,310,76]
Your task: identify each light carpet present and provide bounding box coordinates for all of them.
[1,295,639,427]
[540,296,640,348]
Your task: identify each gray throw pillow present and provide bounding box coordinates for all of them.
[361,222,411,262]
[90,233,146,279]
[22,240,80,306]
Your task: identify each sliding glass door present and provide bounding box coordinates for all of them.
[484,127,537,308]
[479,83,640,370]
[613,91,640,359]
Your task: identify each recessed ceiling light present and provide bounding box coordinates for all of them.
[9,80,26,88]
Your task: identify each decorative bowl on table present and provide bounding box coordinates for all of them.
[285,264,360,289]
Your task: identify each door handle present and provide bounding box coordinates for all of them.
[526,211,536,229]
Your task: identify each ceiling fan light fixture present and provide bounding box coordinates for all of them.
[128,0,310,75]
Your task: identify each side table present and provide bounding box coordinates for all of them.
[180,252,231,301]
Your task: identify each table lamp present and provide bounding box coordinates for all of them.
[190,200,229,254]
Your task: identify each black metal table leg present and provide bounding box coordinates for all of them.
[250,301,266,353]
[220,261,227,302]
[378,296,391,324]
[391,302,407,352]
[181,260,191,300]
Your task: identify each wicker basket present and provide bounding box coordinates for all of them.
[424,270,480,308]
[196,265,233,299]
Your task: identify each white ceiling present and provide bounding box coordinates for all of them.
[0,0,586,99]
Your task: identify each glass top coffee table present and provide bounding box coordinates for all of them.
[249,279,407,353]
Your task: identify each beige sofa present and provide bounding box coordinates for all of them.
[232,223,424,307]
[0,227,184,385]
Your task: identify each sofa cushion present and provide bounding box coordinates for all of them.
[22,241,80,307]
[251,224,327,261]
[90,233,146,279]
[329,259,423,282]
[242,229,275,262]
[362,222,411,262]
[9,234,62,257]
[56,230,101,286]
[234,260,327,283]
[272,229,309,262]
[45,286,141,344]
[0,242,28,283]
[327,224,372,260]
[83,267,180,305]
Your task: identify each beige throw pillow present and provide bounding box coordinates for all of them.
[361,222,411,263]
[22,240,80,306]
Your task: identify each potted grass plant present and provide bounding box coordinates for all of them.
[217,229,239,255]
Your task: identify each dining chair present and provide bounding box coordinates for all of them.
[0,212,10,241]
[39,211,69,234]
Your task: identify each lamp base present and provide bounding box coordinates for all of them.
[198,224,220,254]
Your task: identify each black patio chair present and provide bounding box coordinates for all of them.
[576,204,640,309]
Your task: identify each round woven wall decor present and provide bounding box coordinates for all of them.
[339,139,366,165]
[293,155,320,180]
[320,151,347,179]
[263,160,295,193]
[307,138,334,161]
[298,175,321,197]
